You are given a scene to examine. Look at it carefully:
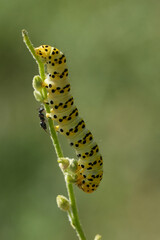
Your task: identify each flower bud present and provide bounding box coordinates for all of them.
[32,75,43,91]
[94,234,102,240]
[56,195,70,211]
[65,174,77,183]
[33,90,43,102]
[58,158,70,171]
[69,158,78,172]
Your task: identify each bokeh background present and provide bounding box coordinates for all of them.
[0,0,160,239]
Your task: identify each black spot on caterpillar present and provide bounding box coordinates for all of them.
[35,45,103,193]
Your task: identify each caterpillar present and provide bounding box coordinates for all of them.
[34,45,103,193]
[38,107,47,131]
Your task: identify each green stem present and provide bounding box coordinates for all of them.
[67,183,86,240]
[22,29,86,240]
[22,29,45,80]
[44,103,64,158]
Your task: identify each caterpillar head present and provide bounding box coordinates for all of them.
[34,45,52,62]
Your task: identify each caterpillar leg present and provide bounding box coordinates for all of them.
[46,113,60,132]
[55,125,60,132]
[46,113,52,118]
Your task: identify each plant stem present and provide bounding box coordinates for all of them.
[67,183,87,240]
[44,103,64,158]
[22,30,45,80]
[22,29,86,240]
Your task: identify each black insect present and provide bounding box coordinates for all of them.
[38,107,47,131]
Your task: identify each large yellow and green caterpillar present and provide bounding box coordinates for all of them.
[35,45,103,193]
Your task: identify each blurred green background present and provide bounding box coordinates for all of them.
[0,0,160,239]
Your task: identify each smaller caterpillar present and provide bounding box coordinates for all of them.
[38,107,47,131]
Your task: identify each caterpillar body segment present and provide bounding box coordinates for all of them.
[35,45,103,193]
